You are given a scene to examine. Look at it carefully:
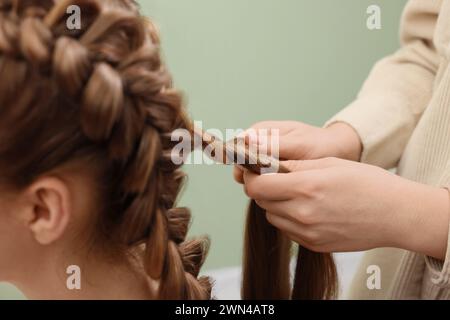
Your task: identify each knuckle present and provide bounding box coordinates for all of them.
[297,208,317,225]
[302,230,323,249]
[299,212,318,225]
[305,230,320,244]
[296,176,325,200]
[295,178,312,196]
[265,212,275,224]
[244,183,260,199]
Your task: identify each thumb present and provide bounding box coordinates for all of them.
[233,165,245,184]
[281,157,344,172]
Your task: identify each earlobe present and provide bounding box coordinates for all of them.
[26,177,72,245]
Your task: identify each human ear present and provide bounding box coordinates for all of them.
[24,177,72,245]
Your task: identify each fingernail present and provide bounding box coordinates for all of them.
[261,172,277,176]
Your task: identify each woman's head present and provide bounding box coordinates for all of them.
[0,0,210,299]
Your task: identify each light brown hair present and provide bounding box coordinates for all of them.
[195,130,338,299]
[243,201,338,299]
[239,155,338,299]
[0,0,211,299]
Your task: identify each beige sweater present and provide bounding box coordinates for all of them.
[326,0,450,299]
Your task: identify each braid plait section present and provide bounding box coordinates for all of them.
[0,0,211,300]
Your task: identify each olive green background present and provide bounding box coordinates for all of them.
[0,0,407,299]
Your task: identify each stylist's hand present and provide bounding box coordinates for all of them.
[243,157,449,259]
[233,121,362,183]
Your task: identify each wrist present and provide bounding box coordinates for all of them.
[325,122,362,162]
[396,182,449,260]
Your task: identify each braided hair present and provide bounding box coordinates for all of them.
[0,0,211,299]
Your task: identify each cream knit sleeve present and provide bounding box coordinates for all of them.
[325,0,441,169]
[424,188,450,288]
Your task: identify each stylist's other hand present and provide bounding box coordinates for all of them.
[243,157,449,259]
[233,121,362,183]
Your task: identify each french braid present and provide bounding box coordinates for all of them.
[0,0,211,299]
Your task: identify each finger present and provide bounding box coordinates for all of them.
[240,130,299,160]
[233,165,244,184]
[276,137,307,160]
[280,157,347,172]
[256,198,316,226]
[250,121,300,135]
[240,122,296,146]
[249,135,305,161]
[264,212,310,246]
[285,233,309,248]
[256,199,298,220]
[265,212,300,234]
[243,170,293,200]
[243,170,305,201]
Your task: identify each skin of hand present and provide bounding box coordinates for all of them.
[233,121,362,183]
[242,157,450,260]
